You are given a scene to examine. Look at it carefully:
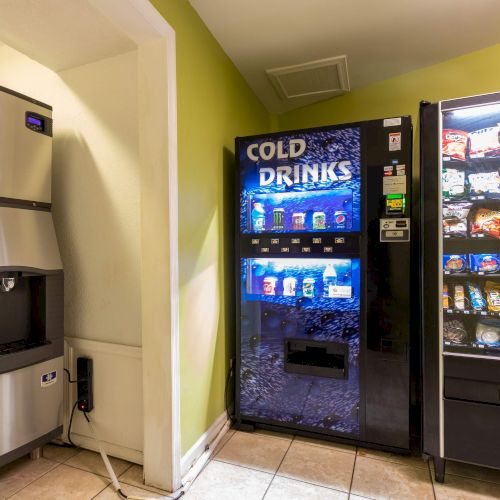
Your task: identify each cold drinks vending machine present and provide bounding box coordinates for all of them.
[421,93,500,481]
[236,117,418,452]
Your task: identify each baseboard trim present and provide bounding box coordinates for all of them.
[180,412,230,478]
[70,432,144,465]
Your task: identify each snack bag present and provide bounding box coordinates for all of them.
[454,285,466,310]
[469,125,500,159]
[466,282,486,311]
[475,320,500,346]
[442,203,471,237]
[442,129,468,161]
[442,168,466,199]
[468,170,500,197]
[443,284,449,309]
[470,208,500,239]
[443,254,467,273]
[443,319,467,343]
[485,281,500,312]
[469,254,500,274]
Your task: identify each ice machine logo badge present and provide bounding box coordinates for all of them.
[259,161,353,187]
[41,370,57,387]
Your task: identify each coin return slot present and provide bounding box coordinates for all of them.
[284,339,348,379]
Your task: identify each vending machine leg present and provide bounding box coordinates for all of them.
[434,456,446,483]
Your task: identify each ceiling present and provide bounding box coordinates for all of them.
[189,0,500,114]
[0,0,136,71]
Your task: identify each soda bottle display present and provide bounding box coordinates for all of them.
[323,264,337,297]
[283,277,297,296]
[302,278,315,298]
[251,202,266,232]
[312,211,326,230]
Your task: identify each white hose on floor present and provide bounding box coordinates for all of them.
[85,414,173,500]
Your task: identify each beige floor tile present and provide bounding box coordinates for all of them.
[254,429,293,442]
[42,444,81,463]
[433,474,500,499]
[0,456,58,499]
[183,460,272,500]
[119,464,170,495]
[65,449,132,479]
[264,475,348,499]
[294,435,356,454]
[351,456,433,500]
[214,430,291,473]
[95,483,171,499]
[277,440,355,492]
[357,447,428,469]
[349,496,373,500]
[212,428,236,456]
[445,460,500,484]
[8,464,109,500]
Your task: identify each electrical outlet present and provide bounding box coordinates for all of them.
[76,357,93,412]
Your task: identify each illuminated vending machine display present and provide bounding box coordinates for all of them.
[421,94,500,482]
[236,118,416,450]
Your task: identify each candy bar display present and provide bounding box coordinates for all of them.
[485,281,500,313]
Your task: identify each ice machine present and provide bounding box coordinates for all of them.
[0,86,63,467]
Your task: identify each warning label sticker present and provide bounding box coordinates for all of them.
[389,132,402,151]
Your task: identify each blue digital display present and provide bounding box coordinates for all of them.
[27,115,42,127]
[239,127,361,234]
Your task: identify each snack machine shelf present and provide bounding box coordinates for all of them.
[443,343,500,357]
[443,239,500,254]
[443,272,500,280]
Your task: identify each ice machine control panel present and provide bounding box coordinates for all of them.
[25,111,52,136]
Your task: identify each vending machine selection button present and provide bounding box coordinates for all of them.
[271,238,279,245]
[291,238,301,244]
[251,239,260,245]
[323,246,333,253]
[334,237,345,244]
[281,247,290,253]
[312,237,322,244]
[302,247,311,253]
[261,247,269,253]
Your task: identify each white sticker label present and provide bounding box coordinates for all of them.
[383,175,406,194]
[329,285,352,299]
[41,371,57,387]
[389,132,401,151]
[383,117,402,127]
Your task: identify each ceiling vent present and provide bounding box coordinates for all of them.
[266,55,350,101]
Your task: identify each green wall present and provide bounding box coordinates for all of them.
[279,44,500,131]
[149,1,270,454]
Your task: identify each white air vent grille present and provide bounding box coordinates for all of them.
[266,56,350,100]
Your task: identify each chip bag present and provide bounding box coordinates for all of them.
[442,129,468,161]
[470,208,500,239]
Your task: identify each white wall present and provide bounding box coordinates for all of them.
[0,42,144,461]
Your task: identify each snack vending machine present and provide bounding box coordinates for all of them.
[236,117,417,451]
[421,93,500,481]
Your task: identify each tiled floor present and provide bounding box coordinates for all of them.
[2,431,500,499]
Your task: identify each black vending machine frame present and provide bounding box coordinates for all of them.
[421,93,500,482]
[235,117,419,453]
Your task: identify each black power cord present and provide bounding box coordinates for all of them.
[224,358,236,422]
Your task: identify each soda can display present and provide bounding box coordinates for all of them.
[273,208,285,230]
[263,277,278,295]
[312,211,326,230]
[302,278,315,298]
[333,210,348,229]
[283,277,297,296]
[292,212,305,230]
